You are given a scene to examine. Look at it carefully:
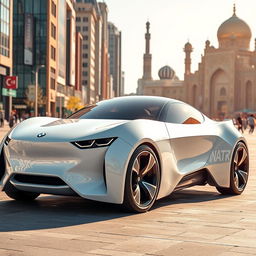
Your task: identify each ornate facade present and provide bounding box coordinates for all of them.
[137,6,256,118]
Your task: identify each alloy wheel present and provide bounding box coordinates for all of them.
[233,144,249,192]
[130,150,160,208]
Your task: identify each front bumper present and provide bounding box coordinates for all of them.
[1,138,133,204]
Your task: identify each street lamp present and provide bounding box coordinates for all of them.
[35,65,45,117]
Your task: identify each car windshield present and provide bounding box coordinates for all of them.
[68,97,167,120]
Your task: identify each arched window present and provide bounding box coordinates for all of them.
[220,87,226,96]
[210,69,228,117]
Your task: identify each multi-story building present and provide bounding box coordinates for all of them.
[13,0,82,117]
[108,22,122,97]
[75,32,83,93]
[75,0,109,104]
[0,0,13,119]
[98,2,109,100]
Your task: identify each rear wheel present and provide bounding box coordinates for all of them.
[4,181,40,201]
[123,145,161,213]
[216,142,249,195]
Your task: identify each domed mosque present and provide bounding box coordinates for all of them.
[158,66,175,80]
[137,5,256,119]
[217,5,251,50]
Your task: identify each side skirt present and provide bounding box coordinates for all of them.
[174,169,209,192]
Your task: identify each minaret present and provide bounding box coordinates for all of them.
[233,3,236,16]
[143,22,152,80]
[184,41,193,75]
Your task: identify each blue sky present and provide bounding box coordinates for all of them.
[105,0,256,94]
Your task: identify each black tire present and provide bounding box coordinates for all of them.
[216,142,249,195]
[4,181,40,201]
[122,145,161,213]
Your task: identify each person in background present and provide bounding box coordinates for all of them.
[236,114,243,133]
[9,111,15,128]
[242,115,248,131]
[0,109,4,127]
[248,114,255,134]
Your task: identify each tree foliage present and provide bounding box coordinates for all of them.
[24,86,46,108]
[66,96,83,112]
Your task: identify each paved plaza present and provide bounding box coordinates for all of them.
[0,126,256,255]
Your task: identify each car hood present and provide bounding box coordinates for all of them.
[9,117,130,142]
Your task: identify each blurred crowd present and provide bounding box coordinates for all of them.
[234,113,256,134]
[0,110,30,129]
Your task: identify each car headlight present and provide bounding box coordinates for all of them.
[71,137,116,149]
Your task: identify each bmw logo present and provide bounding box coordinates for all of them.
[37,132,46,138]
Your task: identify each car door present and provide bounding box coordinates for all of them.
[163,102,217,174]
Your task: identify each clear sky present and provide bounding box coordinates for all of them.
[104,0,256,94]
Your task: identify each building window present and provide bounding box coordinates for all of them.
[83,71,88,76]
[51,23,56,39]
[51,1,56,17]
[50,78,55,89]
[82,62,88,67]
[83,53,88,58]
[51,45,56,60]
[220,87,226,96]
[0,0,10,57]
[83,17,88,22]
[76,17,81,22]
[76,26,81,32]
[84,35,88,40]
[83,44,88,50]
[83,26,88,32]
[82,80,88,85]
[51,67,56,74]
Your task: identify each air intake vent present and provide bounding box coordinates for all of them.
[13,174,66,186]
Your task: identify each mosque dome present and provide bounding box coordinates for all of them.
[217,5,251,50]
[158,66,175,80]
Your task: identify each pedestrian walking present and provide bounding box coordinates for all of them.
[9,112,14,128]
[242,116,248,131]
[248,114,255,134]
[236,115,243,133]
[0,109,4,127]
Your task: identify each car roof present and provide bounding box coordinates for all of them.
[98,96,181,106]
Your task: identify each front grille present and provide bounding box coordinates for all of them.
[13,174,66,186]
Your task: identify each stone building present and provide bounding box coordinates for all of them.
[137,6,256,118]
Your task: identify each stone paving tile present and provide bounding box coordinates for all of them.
[88,249,145,256]
[104,237,182,254]
[219,252,255,256]
[156,241,231,256]
[230,246,256,255]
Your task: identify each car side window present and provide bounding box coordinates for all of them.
[164,103,204,124]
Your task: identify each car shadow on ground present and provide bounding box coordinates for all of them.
[0,188,230,232]
[155,187,231,209]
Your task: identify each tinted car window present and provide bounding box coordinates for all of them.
[68,97,167,120]
[164,103,204,124]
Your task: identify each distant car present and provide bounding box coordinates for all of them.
[0,96,249,212]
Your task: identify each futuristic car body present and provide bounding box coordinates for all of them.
[0,96,249,212]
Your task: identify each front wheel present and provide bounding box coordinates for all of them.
[122,145,161,213]
[216,142,249,195]
[4,181,40,201]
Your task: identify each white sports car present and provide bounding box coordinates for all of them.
[0,96,249,212]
